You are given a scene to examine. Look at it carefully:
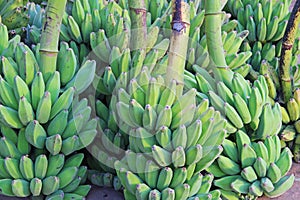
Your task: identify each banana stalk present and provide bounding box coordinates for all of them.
[39,0,67,81]
[279,0,300,103]
[129,0,147,51]
[166,0,190,96]
[204,0,233,87]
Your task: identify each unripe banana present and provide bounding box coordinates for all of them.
[241,166,258,182]
[135,183,151,200]
[30,178,42,196]
[264,174,295,198]
[18,96,34,126]
[156,167,173,191]
[172,146,186,168]
[46,154,65,177]
[4,157,23,179]
[161,188,175,200]
[275,147,293,176]
[13,75,31,103]
[0,105,23,129]
[249,180,263,197]
[217,155,240,175]
[152,145,172,167]
[36,91,51,124]
[42,176,60,196]
[19,155,34,181]
[253,157,267,178]
[11,179,30,197]
[143,160,159,189]
[261,177,275,193]
[25,120,47,149]
[50,87,75,120]
[231,178,251,194]
[0,179,14,196]
[0,136,21,158]
[34,154,48,179]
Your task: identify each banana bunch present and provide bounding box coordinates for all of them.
[0,0,29,32]
[185,66,282,139]
[208,130,294,199]
[90,40,170,183]
[0,152,90,198]
[107,65,228,198]
[115,155,222,200]
[0,25,97,156]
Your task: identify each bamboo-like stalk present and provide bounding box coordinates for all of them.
[279,0,300,103]
[204,0,233,86]
[39,0,67,81]
[128,0,147,51]
[166,0,191,96]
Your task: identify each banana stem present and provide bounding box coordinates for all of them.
[166,0,190,96]
[204,0,233,86]
[279,0,300,103]
[128,0,147,51]
[39,0,67,81]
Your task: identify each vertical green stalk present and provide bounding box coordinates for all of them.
[205,0,233,86]
[279,0,300,103]
[128,0,147,51]
[166,0,190,95]
[39,0,67,81]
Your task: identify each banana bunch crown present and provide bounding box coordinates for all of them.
[185,67,282,140]
[208,130,294,199]
[0,152,90,198]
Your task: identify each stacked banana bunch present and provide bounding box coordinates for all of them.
[87,0,172,189]
[0,152,90,198]
[0,0,29,33]
[224,0,299,71]
[223,0,300,163]
[0,23,96,198]
[107,65,228,199]
[185,66,282,139]
[207,130,294,199]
